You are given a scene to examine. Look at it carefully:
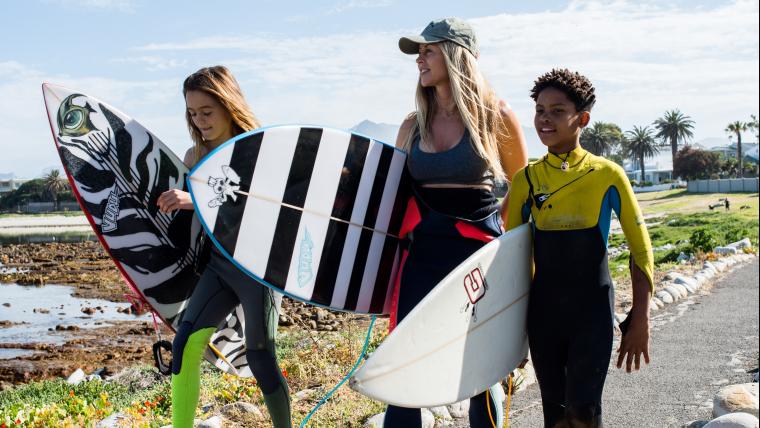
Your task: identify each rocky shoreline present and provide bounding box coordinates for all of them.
[0,242,363,388]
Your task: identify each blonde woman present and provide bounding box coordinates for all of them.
[386,18,527,428]
[157,66,291,428]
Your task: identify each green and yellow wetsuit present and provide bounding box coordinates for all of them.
[505,146,653,427]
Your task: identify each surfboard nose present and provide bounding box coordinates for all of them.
[41,83,71,129]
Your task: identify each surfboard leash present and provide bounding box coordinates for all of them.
[486,372,513,428]
[298,315,377,428]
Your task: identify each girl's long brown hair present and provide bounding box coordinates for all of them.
[183,66,260,165]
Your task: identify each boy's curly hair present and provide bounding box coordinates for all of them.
[530,68,596,112]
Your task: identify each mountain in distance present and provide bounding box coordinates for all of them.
[0,172,14,180]
[350,120,399,145]
[351,120,546,159]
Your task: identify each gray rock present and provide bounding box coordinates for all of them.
[108,367,163,391]
[198,415,223,428]
[615,313,627,324]
[714,383,759,417]
[66,368,86,385]
[656,290,674,305]
[673,283,690,297]
[713,261,728,272]
[703,412,759,428]
[675,276,698,289]
[684,421,709,428]
[651,297,664,309]
[665,285,683,301]
[665,272,685,281]
[447,399,470,418]
[421,408,435,428]
[728,238,752,250]
[220,401,263,418]
[715,246,739,256]
[364,412,385,428]
[293,387,317,402]
[429,405,452,422]
[96,412,131,427]
[85,374,102,382]
[704,261,718,274]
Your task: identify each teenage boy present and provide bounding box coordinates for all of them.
[505,69,654,428]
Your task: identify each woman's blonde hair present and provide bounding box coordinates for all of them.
[183,65,260,165]
[402,41,508,181]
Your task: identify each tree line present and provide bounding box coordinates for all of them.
[580,111,759,184]
[0,169,75,211]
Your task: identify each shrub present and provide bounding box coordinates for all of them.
[689,228,718,253]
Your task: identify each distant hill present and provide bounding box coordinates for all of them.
[0,173,13,180]
[350,120,399,145]
[351,120,546,159]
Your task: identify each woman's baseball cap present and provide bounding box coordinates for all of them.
[398,17,479,56]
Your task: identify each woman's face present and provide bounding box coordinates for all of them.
[185,90,233,147]
[417,43,449,88]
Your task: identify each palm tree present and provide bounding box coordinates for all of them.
[580,122,624,156]
[725,121,748,177]
[624,126,660,184]
[43,169,69,211]
[653,110,694,177]
[748,114,759,142]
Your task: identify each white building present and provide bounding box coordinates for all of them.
[623,152,673,183]
[0,178,31,194]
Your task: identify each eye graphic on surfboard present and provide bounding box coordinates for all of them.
[207,165,241,208]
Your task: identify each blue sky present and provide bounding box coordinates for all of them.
[1,0,758,178]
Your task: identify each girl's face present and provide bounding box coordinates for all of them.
[416,43,449,88]
[534,87,588,153]
[185,90,233,147]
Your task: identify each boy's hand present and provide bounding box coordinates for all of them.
[616,314,650,372]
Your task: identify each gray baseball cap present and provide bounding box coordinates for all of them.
[399,17,479,56]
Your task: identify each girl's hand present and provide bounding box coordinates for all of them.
[157,189,194,213]
[616,313,651,372]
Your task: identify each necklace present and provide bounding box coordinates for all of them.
[559,152,571,171]
[547,151,573,171]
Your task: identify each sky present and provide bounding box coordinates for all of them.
[1,0,758,178]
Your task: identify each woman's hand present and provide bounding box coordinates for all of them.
[616,313,651,372]
[157,189,194,213]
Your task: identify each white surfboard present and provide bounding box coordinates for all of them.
[349,224,532,407]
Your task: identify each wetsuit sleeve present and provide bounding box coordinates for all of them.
[613,167,654,291]
[504,166,529,231]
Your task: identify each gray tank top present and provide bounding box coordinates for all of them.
[407,130,495,186]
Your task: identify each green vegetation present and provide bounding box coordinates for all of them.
[1,318,388,427]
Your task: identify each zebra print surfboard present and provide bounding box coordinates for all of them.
[188,125,410,314]
[42,83,253,376]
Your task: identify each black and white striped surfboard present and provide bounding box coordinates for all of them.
[42,84,251,376]
[188,125,410,314]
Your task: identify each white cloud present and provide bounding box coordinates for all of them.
[112,56,188,72]
[2,0,758,178]
[44,0,136,12]
[131,0,759,150]
[326,0,393,15]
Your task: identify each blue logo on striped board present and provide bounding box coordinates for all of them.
[297,228,314,288]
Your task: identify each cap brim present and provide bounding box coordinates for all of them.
[398,35,445,54]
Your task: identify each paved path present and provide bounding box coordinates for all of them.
[502,259,759,428]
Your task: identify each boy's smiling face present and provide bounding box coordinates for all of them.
[534,87,590,153]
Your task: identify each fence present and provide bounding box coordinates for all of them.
[22,201,82,213]
[687,178,759,193]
